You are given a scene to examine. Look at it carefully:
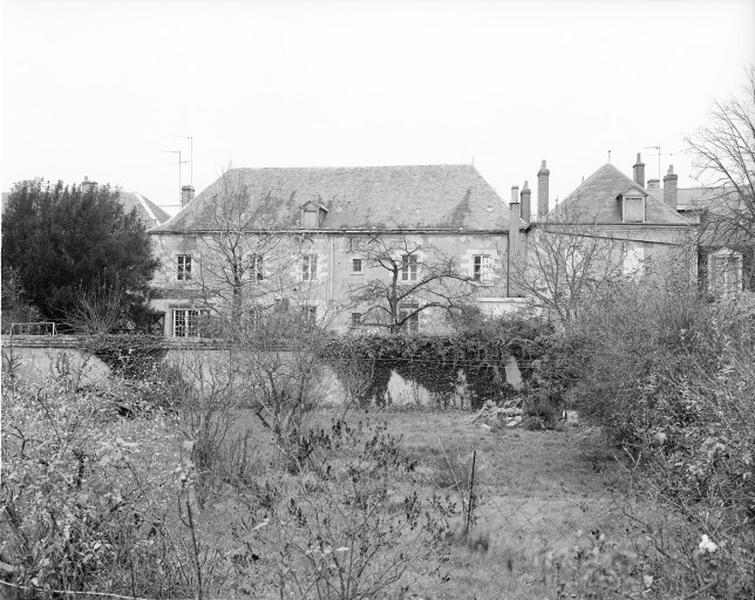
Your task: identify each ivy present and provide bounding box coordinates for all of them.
[318,317,554,408]
[79,333,168,379]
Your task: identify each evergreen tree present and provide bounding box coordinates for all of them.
[1,179,158,326]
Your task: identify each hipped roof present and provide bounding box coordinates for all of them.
[552,163,690,225]
[152,164,514,233]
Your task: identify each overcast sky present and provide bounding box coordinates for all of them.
[1,0,753,217]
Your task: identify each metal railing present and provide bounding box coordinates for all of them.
[10,322,57,336]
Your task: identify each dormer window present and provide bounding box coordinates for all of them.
[300,201,328,229]
[622,195,645,223]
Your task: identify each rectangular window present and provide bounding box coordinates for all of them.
[177,255,192,281]
[248,254,263,281]
[300,305,317,325]
[172,308,208,338]
[351,258,363,274]
[401,254,418,281]
[623,197,645,223]
[398,303,419,333]
[709,251,743,297]
[473,255,492,284]
[302,255,318,281]
[351,312,362,327]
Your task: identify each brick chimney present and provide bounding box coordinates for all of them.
[633,153,645,188]
[537,160,550,218]
[181,185,195,208]
[663,165,678,211]
[520,180,531,225]
[81,176,97,194]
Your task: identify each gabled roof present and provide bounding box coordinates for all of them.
[117,190,170,228]
[552,163,690,225]
[151,164,512,233]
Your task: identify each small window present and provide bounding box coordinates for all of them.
[708,250,743,297]
[351,258,363,274]
[398,303,419,332]
[248,254,263,281]
[177,255,192,281]
[302,209,319,228]
[401,254,418,281]
[351,312,362,327]
[300,305,317,325]
[622,196,645,223]
[172,308,208,338]
[302,255,318,281]
[473,255,492,284]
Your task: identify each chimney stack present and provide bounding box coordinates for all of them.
[520,180,531,225]
[508,188,521,296]
[181,185,195,208]
[81,176,97,194]
[537,160,550,218]
[633,153,645,188]
[647,179,660,190]
[663,165,678,211]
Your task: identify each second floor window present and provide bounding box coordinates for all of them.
[177,255,192,281]
[401,254,418,281]
[351,258,363,274]
[351,312,362,327]
[302,255,318,281]
[473,255,492,284]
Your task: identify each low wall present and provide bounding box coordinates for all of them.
[2,335,524,407]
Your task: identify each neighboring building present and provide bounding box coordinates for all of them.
[148,165,526,337]
[80,177,170,229]
[648,183,754,296]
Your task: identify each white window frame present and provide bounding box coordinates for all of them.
[172,308,208,338]
[708,249,743,297]
[177,254,192,281]
[401,254,418,281]
[472,254,492,285]
[351,257,363,274]
[301,255,318,281]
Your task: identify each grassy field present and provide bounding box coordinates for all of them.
[317,409,636,600]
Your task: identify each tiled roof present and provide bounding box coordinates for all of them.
[151,165,512,233]
[117,190,171,228]
[553,164,690,225]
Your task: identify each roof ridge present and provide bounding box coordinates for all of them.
[226,163,477,172]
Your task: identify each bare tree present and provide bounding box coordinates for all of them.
[348,233,477,333]
[686,67,755,288]
[512,218,629,330]
[66,281,130,334]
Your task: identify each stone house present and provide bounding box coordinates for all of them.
[148,165,527,337]
[532,155,694,275]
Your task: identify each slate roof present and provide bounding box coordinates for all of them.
[151,165,513,233]
[552,164,690,225]
[117,190,170,228]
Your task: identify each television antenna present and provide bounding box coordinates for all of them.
[162,149,188,208]
[644,145,674,180]
[174,136,194,187]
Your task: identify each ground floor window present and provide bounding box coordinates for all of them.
[398,303,419,332]
[172,308,209,338]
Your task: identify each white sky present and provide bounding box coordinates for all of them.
[2,0,753,217]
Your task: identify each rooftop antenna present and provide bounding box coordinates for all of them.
[175,136,194,187]
[162,149,188,208]
[644,145,673,180]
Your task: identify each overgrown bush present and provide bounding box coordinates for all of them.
[79,333,167,379]
[561,273,755,598]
